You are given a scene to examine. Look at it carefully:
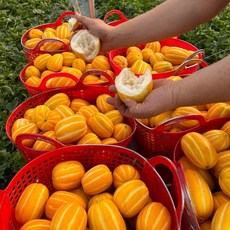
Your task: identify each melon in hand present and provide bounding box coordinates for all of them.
[115,68,153,103]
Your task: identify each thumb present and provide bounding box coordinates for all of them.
[75,12,91,25]
[124,98,138,111]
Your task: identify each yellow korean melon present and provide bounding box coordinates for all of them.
[77,133,101,145]
[70,29,100,62]
[88,199,126,230]
[44,93,70,109]
[88,192,113,209]
[112,164,141,189]
[52,160,85,191]
[11,118,31,133]
[113,123,133,141]
[112,55,128,69]
[136,202,172,230]
[213,191,230,213]
[115,68,153,103]
[20,219,51,230]
[96,94,116,113]
[15,183,49,224]
[70,98,90,113]
[219,167,230,197]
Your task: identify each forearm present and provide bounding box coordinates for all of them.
[109,0,229,49]
[172,55,230,108]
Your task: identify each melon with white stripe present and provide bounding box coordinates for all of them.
[15,183,49,224]
[50,202,87,230]
[181,132,218,169]
[87,113,114,139]
[218,167,230,197]
[112,123,132,141]
[20,219,51,230]
[44,93,70,110]
[81,164,113,196]
[113,179,149,218]
[88,199,127,230]
[55,114,88,144]
[184,169,214,222]
[45,190,86,220]
[136,202,172,230]
[52,160,85,191]
[211,201,230,230]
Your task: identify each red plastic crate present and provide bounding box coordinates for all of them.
[173,116,230,229]
[109,39,208,78]
[0,144,184,230]
[134,114,207,159]
[6,70,136,162]
[21,11,75,62]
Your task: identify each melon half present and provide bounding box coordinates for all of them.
[115,68,153,103]
[70,29,100,62]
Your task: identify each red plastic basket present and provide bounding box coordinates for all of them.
[20,61,81,96]
[173,116,230,230]
[134,114,206,159]
[108,39,208,78]
[21,11,75,62]
[0,144,183,230]
[6,70,136,162]
[103,9,128,26]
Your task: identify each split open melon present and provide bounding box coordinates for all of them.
[70,29,100,62]
[115,68,153,103]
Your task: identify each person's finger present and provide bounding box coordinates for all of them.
[106,96,115,106]
[109,85,117,93]
[75,13,91,25]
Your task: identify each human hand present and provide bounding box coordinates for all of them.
[106,79,176,118]
[75,13,114,52]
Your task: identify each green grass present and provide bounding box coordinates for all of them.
[0,0,229,189]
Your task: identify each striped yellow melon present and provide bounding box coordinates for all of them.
[172,106,203,129]
[113,179,149,218]
[126,46,141,56]
[112,164,141,189]
[136,202,172,230]
[145,41,161,53]
[154,110,173,127]
[88,192,113,209]
[25,76,40,86]
[70,98,90,113]
[96,94,116,113]
[55,25,71,39]
[126,51,143,67]
[78,105,99,120]
[219,167,230,197]
[178,156,216,191]
[212,150,230,178]
[32,130,56,151]
[55,114,88,143]
[91,55,111,70]
[181,132,218,169]
[88,199,127,230]
[15,183,49,224]
[113,55,128,69]
[20,219,51,230]
[149,52,165,66]
[81,164,113,195]
[46,53,63,72]
[202,129,230,153]
[24,108,35,121]
[104,110,124,125]
[52,160,85,190]
[164,46,190,65]
[211,202,230,230]
[31,105,50,123]
[45,191,86,220]
[130,60,152,75]
[206,103,230,120]
[44,93,70,109]
[34,54,52,72]
[213,191,230,214]
[61,66,82,78]
[34,108,62,131]
[12,118,31,133]
[101,137,118,145]
[54,104,75,118]
[12,123,39,147]
[83,75,101,84]
[88,113,114,138]
[77,133,101,145]
[28,28,43,39]
[221,121,230,137]
[199,220,211,230]
[136,118,150,127]
[153,61,173,73]
[184,169,214,222]
[70,187,90,208]
[50,75,78,88]
[24,38,42,49]
[50,202,87,230]
[113,123,132,141]
[72,58,86,72]
[25,65,41,79]
[141,48,154,63]
[61,51,76,66]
